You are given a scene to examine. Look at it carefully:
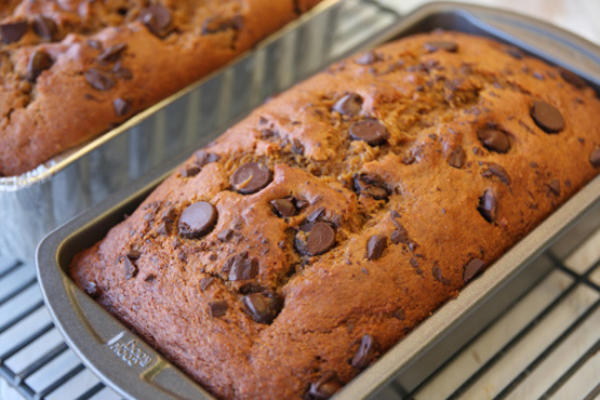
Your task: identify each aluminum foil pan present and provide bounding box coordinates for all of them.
[1,0,400,263]
[36,2,600,400]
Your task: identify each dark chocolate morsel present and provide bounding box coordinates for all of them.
[26,50,54,82]
[349,119,389,146]
[113,98,130,116]
[209,301,228,318]
[477,127,510,153]
[589,148,600,168]
[226,253,259,281]
[84,68,115,91]
[231,162,272,194]
[242,291,283,324]
[351,334,378,369]
[448,146,466,168]
[424,41,458,53]
[353,174,389,200]
[178,201,217,239]
[32,16,58,41]
[0,21,28,44]
[481,163,511,185]
[366,235,387,261]
[307,371,343,400]
[463,258,485,282]
[271,198,297,218]
[332,93,363,117]
[530,100,564,133]
[295,222,336,256]
[98,43,127,63]
[477,189,497,223]
[559,69,586,89]
[140,4,172,37]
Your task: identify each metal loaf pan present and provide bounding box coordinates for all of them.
[1,0,401,263]
[36,2,600,400]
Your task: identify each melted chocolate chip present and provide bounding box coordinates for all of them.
[295,222,336,256]
[547,179,561,196]
[83,281,99,298]
[354,173,389,200]
[196,151,220,167]
[355,51,379,65]
[589,148,600,168]
[225,253,259,281]
[424,41,458,53]
[530,100,564,133]
[307,207,325,223]
[98,43,127,63]
[242,292,283,324]
[349,119,389,146]
[504,46,524,59]
[26,50,53,82]
[140,4,172,37]
[113,98,130,116]
[271,198,297,217]
[84,68,115,91]
[307,372,342,400]
[448,146,466,168]
[432,263,443,283]
[231,162,272,194]
[351,334,378,369]
[32,16,57,41]
[113,62,133,80]
[332,93,363,117]
[178,201,217,239]
[366,235,387,261]
[200,276,215,291]
[463,258,485,282]
[477,189,497,223]
[559,69,586,89]
[123,255,138,280]
[0,21,28,44]
[209,301,228,318]
[201,15,243,34]
[481,163,511,185]
[477,127,511,153]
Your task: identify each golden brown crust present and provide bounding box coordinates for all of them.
[0,0,320,176]
[71,31,600,399]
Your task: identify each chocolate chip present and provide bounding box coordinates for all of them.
[180,165,201,178]
[530,100,564,133]
[559,69,586,89]
[0,21,28,44]
[589,148,600,167]
[355,51,379,65]
[292,139,304,155]
[242,292,282,324]
[477,189,496,223]
[307,207,325,223]
[239,283,266,295]
[98,43,127,63]
[271,198,297,218]
[231,162,272,194]
[178,201,217,239]
[84,68,115,91]
[463,258,485,282]
[349,119,389,146]
[306,372,342,400]
[353,174,389,200]
[504,46,523,59]
[366,235,387,261]
[351,334,378,369]
[225,253,259,281]
[26,50,53,82]
[195,150,220,167]
[432,263,444,283]
[209,301,228,318]
[477,126,511,153]
[113,98,130,116]
[332,93,363,117]
[424,41,458,53]
[140,4,172,37]
[83,281,99,298]
[200,276,215,291]
[547,179,561,196]
[112,62,133,80]
[127,250,141,260]
[481,163,511,185]
[295,222,336,256]
[201,15,243,34]
[32,16,57,41]
[448,146,466,168]
[294,198,309,209]
[123,256,138,280]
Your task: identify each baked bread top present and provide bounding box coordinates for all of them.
[71,31,600,399]
[0,0,321,176]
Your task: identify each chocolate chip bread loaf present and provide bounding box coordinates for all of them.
[0,0,322,176]
[70,31,600,399]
